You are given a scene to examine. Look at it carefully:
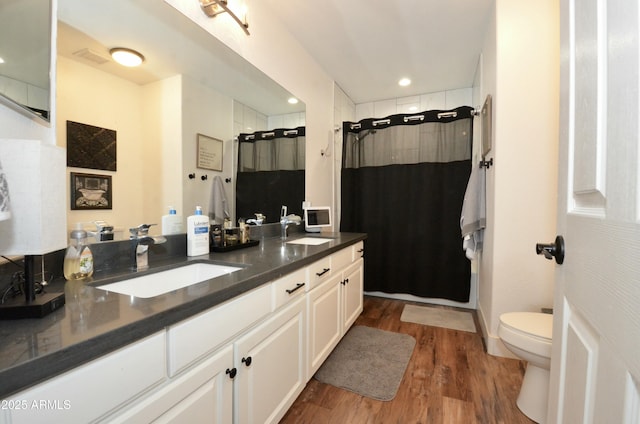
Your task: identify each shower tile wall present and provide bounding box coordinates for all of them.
[354,87,473,121]
[233,100,306,136]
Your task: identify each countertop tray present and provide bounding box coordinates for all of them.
[211,239,260,252]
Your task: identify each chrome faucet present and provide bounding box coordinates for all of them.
[130,224,166,271]
[247,213,266,226]
[280,206,301,240]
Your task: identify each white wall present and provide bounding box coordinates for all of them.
[477,0,560,357]
[142,75,183,230]
[181,75,235,223]
[57,56,146,235]
[57,58,241,236]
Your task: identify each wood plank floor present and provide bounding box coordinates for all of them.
[280,296,536,424]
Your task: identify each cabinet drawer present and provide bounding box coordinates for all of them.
[352,241,365,260]
[167,284,271,376]
[10,332,166,424]
[306,256,332,290]
[331,246,353,272]
[272,267,307,310]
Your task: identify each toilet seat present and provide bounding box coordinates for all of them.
[499,312,553,359]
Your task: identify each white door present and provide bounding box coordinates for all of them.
[548,0,640,422]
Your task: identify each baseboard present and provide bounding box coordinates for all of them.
[476,304,518,359]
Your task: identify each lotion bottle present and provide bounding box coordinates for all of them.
[187,206,210,256]
[162,206,183,235]
[63,223,94,280]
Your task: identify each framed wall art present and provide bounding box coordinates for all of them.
[197,134,223,172]
[70,172,112,210]
[66,121,117,171]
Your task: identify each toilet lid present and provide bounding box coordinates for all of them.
[500,312,552,340]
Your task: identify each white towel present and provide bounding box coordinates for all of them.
[460,162,486,260]
[0,159,11,221]
[209,176,229,225]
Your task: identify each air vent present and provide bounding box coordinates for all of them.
[72,48,110,65]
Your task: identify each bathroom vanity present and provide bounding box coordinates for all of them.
[0,233,365,423]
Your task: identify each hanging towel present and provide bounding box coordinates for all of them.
[209,176,229,225]
[460,162,486,260]
[0,159,11,221]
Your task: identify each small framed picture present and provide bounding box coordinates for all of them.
[70,172,112,210]
[197,134,223,172]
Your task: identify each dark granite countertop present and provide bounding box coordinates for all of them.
[0,232,366,398]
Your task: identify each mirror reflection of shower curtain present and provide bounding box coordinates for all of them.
[236,127,305,223]
[340,107,473,302]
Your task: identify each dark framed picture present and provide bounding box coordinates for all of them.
[70,172,112,210]
[66,121,117,171]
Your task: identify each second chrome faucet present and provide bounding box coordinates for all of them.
[280,206,301,240]
[130,224,166,270]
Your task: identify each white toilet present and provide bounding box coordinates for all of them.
[498,312,553,424]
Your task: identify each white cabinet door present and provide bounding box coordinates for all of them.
[107,345,234,424]
[234,296,306,424]
[341,259,363,335]
[306,273,342,378]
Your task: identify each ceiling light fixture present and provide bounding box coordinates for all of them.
[398,78,411,87]
[110,48,145,67]
[199,0,250,35]
[288,97,299,105]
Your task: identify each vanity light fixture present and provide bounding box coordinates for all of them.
[199,0,250,36]
[110,48,145,67]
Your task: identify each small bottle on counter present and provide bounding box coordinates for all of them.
[63,223,94,280]
[210,224,223,248]
[162,206,183,235]
[187,206,210,256]
[238,218,247,244]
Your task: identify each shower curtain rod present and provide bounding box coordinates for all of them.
[345,106,475,133]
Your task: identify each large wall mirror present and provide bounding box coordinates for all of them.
[57,0,305,233]
[0,0,51,122]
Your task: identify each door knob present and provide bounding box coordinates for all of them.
[536,235,565,265]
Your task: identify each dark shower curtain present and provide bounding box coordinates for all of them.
[340,107,473,302]
[236,127,305,222]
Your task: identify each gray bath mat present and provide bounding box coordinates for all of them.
[313,325,416,401]
[400,304,476,333]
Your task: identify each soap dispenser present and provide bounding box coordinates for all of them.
[63,223,94,280]
[162,206,183,235]
[187,206,210,256]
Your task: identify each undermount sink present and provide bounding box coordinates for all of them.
[95,263,243,298]
[286,237,333,246]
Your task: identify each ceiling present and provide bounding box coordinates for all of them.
[55,0,493,112]
[265,0,493,104]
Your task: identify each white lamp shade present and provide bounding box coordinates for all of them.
[0,139,67,255]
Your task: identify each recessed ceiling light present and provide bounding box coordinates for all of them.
[398,78,411,87]
[288,97,299,104]
[110,48,144,67]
